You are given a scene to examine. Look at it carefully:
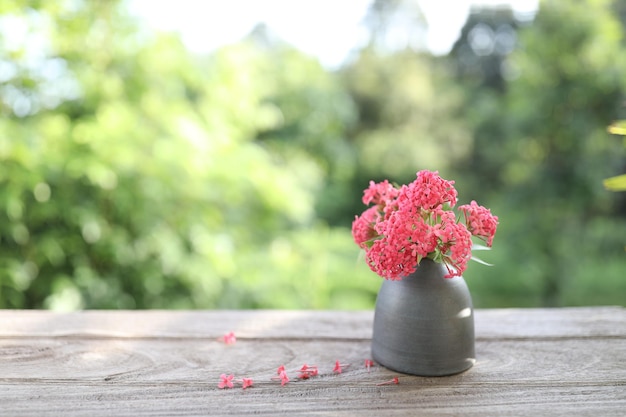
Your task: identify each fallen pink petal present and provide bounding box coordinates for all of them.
[297,364,319,379]
[220,331,236,345]
[218,373,235,389]
[377,377,400,386]
[272,370,290,386]
[278,370,289,386]
[333,360,350,374]
[241,378,254,389]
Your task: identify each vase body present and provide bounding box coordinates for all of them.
[371,258,475,376]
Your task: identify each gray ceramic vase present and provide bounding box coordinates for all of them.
[371,258,475,376]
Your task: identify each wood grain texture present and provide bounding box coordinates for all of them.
[1,307,624,416]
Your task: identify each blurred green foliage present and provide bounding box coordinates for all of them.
[0,0,624,310]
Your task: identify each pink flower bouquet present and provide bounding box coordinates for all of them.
[352,170,498,279]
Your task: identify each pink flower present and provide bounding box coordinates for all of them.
[352,206,380,248]
[277,370,289,386]
[333,360,350,374]
[218,374,234,389]
[271,369,290,386]
[366,238,414,280]
[429,209,473,277]
[459,200,499,246]
[397,170,457,211]
[297,364,318,379]
[377,376,400,386]
[220,331,236,345]
[362,180,400,207]
[241,377,254,389]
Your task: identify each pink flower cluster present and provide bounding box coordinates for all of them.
[352,170,498,279]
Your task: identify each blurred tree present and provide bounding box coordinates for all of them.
[340,0,471,221]
[362,0,428,53]
[450,6,522,93]
[2,0,624,310]
[246,23,359,228]
[347,50,470,172]
[447,6,523,195]
[455,0,626,306]
[0,0,372,309]
[505,0,626,305]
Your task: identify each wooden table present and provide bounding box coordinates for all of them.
[1,307,624,416]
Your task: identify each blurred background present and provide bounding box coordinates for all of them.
[0,0,624,310]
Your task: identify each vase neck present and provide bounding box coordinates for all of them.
[405,258,449,281]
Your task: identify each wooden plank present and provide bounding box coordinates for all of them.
[0,310,374,340]
[474,306,626,339]
[2,381,625,417]
[1,338,624,416]
[0,306,624,339]
[1,308,624,416]
[1,338,625,384]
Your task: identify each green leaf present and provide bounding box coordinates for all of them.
[471,255,494,267]
[471,244,493,266]
[603,174,626,191]
[607,121,626,136]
